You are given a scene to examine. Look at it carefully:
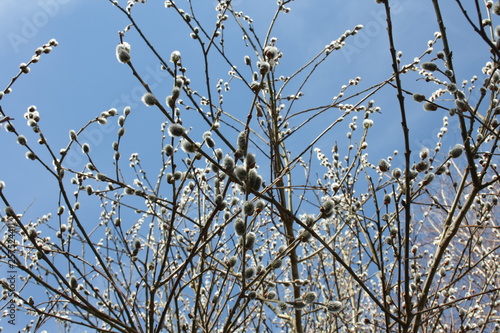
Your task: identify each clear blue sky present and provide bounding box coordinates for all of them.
[0,0,488,330]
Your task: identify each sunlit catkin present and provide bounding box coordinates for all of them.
[116,42,131,64]
[243,201,255,216]
[141,92,157,106]
[421,62,438,71]
[237,131,247,152]
[168,123,185,137]
[378,159,390,172]
[245,232,256,249]
[234,218,245,236]
[449,144,464,158]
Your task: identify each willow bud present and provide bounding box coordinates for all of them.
[421,62,438,71]
[449,144,464,158]
[116,42,131,64]
[234,218,245,236]
[378,159,390,172]
[168,123,185,137]
[141,92,157,106]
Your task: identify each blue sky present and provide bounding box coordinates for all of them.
[0,0,490,331]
